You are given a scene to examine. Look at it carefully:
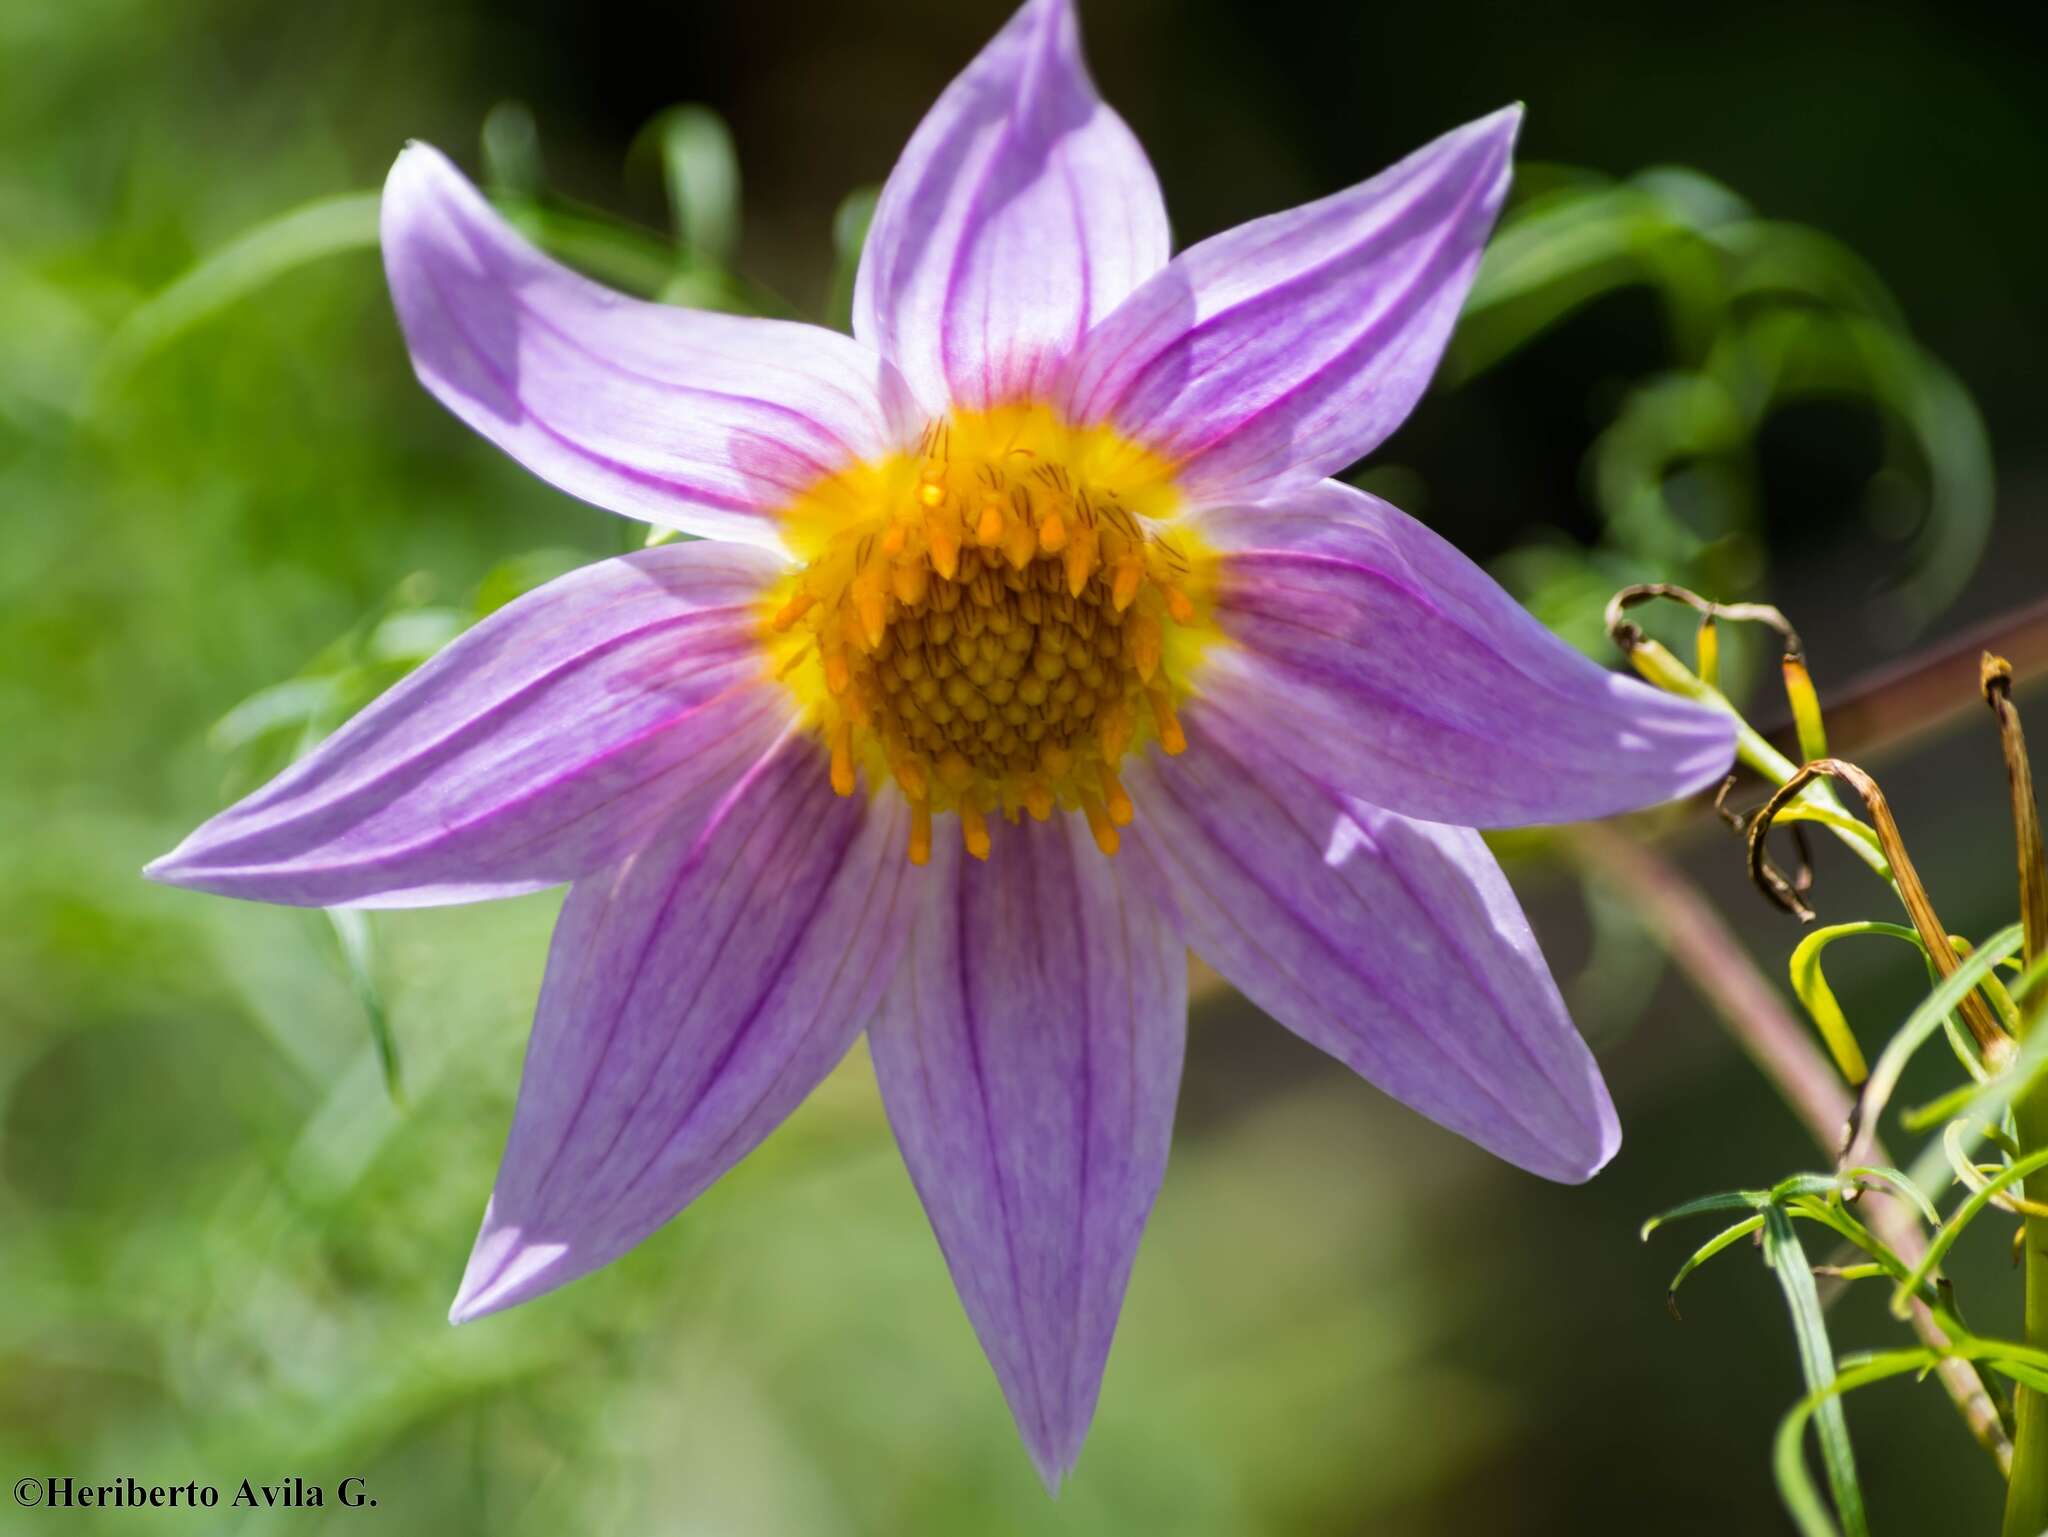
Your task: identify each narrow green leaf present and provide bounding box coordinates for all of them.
[1902,1080,1980,1133]
[497,199,689,302]
[1811,1264,1888,1283]
[1901,932,2048,1195]
[325,907,401,1102]
[1768,1173,1863,1205]
[1642,1175,1859,1241]
[1772,1352,1938,1537]
[1836,1165,1940,1227]
[1763,1207,1867,1537]
[1858,924,2024,1151]
[1782,1199,1914,1290]
[1989,1359,2048,1396]
[471,549,594,617]
[1787,922,1923,1085]
[367,608,466,666]
[94,191,382,396]
[1891,1145,2048,1317]
[1641,1189,1767,1239]
[1955,1336,2048,1380]
[2015,952,2048,1007]
[210,676,346,754]
[1666,1213,1764,1320]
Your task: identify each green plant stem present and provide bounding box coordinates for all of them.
[2002,666,2048,1535]
[2005,1084,2048,1535]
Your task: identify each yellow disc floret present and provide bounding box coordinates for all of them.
[763,404,1217,864]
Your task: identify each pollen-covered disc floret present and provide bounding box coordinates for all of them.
[766,405,1213,865]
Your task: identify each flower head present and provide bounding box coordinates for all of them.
[148,0,1735,1489]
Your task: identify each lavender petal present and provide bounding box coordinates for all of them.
[854,0,1170,414]
[451,745,913,1320]
[1063,108,1519,502]
[1126,728,1619,1183]
[1189,479,1736,828]
[868,812,1186,1489]
[147,542,792,907]
[385,143,916,546]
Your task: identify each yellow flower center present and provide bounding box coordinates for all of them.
[764,404,1217,865]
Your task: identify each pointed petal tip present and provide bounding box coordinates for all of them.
[1016,1407,1089,1497]
[1520,1074,1621,1186]
[870,816,1175,1508]
[1028,1446,1073,1499]
[1554,1112,1622,1186]
[387,137,451,181]
[1692,714,1743,783]
[447,1216,574,1325]
[1621,679,1741,805]
[380,134,903,543]
[1192,485,1745,826]
[1460,102,1523,174]
[1486,104,1524,163]
[382,139,451,210]
[854,0,1168,409]
[140,841,218,895]
[1061,107,1525,500]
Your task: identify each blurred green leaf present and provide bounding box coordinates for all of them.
[472,548,594,614]
[201,551,615,1105]
[827,186,879,333]
[1458,167,1738,374]
[496,195,688,300]
[482,100,546,199]
[93,191,382,400]
[651,104,742,264]
[211,676,349,755]
[369,607,467,665]
[328,906,401,1100]
[1460,163,1996,645]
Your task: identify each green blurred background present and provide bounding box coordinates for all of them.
[5,0,2047,1531]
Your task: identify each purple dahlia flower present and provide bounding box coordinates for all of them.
[149,0,1735,1488]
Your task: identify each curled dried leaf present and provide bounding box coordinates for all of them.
[1748,758,2011,1056]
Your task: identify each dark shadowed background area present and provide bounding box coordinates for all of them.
[4,0,2046,1531]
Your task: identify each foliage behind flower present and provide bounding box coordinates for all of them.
[1,0,2032,1529]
